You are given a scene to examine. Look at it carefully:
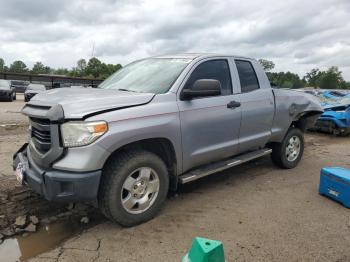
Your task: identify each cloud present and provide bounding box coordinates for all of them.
[0,0,69,23]
[0,0,349,80]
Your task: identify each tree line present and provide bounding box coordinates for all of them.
[0,56,348,89]
[259,59,350,89]
[0,57,122,79]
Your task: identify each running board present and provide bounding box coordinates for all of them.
[179,148,272,184]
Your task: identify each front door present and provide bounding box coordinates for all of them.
[177,59,242,172]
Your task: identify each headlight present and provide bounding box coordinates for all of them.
[61,121,108,147]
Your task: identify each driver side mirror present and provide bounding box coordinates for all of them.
[181,79,221,100]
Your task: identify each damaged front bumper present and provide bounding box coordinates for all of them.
[13,143,101,202]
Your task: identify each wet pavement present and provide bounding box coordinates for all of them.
[0,213,105,262]
[1,221,81,261]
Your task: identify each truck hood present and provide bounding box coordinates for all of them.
[28,88,155,119]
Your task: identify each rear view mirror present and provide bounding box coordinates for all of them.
[181,79,221,100]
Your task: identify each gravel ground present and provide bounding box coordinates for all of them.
[0,94,27,125]
[0,99,350,261]
[0,96,27,187]
[0,95,27,185]
[29,133,350,262]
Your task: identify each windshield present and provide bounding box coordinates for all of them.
[12,81,28,86]
[27,84,46,91]
[0,80,10,89]
[99,58,191,94]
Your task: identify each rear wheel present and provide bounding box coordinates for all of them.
[99,150,169,226]
[271,128,304,169]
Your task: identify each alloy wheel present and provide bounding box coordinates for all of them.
[121,167,160,214]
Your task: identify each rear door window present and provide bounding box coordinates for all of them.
[235,60,260,93]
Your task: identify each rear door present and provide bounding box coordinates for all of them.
[233,59,274,153]
[177,58,242,172]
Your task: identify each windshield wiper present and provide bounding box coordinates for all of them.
[117,88,138,93]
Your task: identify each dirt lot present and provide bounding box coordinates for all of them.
[0,98,349,262]
[0,95,28,186]
[0,94,27,125]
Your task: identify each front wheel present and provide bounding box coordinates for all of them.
[271,128,304,169]
[99,150,169,226]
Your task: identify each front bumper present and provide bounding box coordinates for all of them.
[13,143,102,202]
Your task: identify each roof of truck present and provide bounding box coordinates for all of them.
[154,53,254,60]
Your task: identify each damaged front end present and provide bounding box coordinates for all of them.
[314,104,350,136]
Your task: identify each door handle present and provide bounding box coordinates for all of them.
[227,100,241,109]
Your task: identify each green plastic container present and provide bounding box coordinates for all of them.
[182,237,226,262]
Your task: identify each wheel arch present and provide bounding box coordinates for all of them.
[102,137,179,191]
[291,110,322,132]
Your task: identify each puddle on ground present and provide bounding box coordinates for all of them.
[0,220,86,262]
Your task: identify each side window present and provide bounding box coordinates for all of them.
[235,60,260,93]
[185,60,232,96]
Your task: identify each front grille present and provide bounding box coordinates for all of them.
[30,117,51,153]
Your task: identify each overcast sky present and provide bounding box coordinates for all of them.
[0,0,349,80]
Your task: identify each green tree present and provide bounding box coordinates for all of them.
[258,59,275,72]
[84,57,122,78]
[99,63,122,78]
[3,57,122,79]
[341,82,350,89]
[304,67,346,89]
[267,71,305,89]
[9,60,28,73]
[303,68,321,87]
[69,58,88,77]
[317,66,345,89]
[85,57,103,78]
[31,61,51,74]
[53,68,70,76]
[77,59,87,74]
[0,58,4,72]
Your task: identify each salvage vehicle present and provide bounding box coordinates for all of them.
[0,79,16,101]
[24,84,47,102]
[314,102,350,136]
[13,54,323,226]
[300,89,350,136]
[11,80,29,93]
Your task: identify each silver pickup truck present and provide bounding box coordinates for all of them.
[13,54,323,226]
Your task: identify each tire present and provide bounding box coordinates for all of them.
[9,94,13,102]
[271,128,304,169]
[13,93,16,100]
[98,149,169,226]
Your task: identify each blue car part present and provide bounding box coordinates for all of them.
[322,91,346,99]
[315,104,350,136]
